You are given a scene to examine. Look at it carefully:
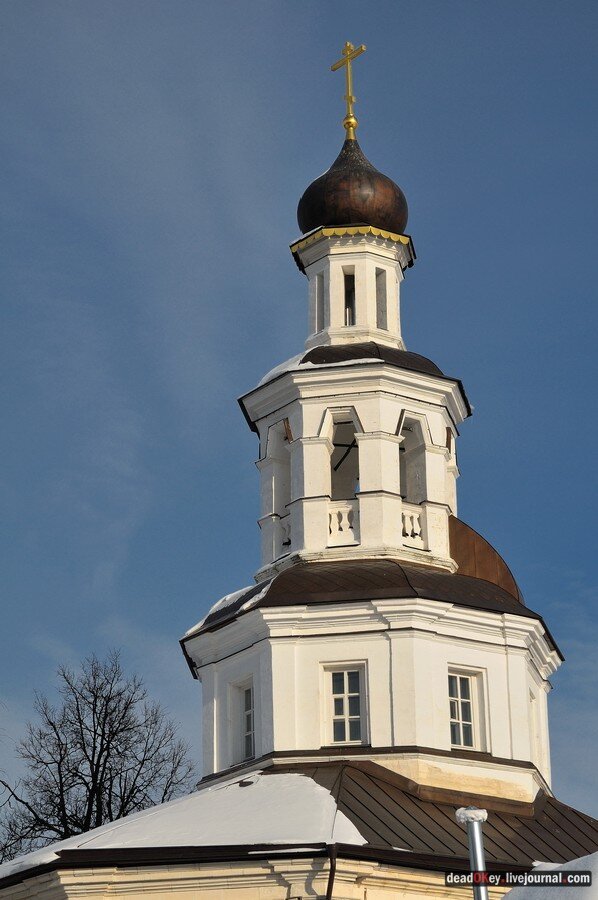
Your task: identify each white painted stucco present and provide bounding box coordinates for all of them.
[186,226,560,801]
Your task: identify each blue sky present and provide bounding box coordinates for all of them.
[1,2,597,814]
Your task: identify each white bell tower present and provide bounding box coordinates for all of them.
[241,225,468,582]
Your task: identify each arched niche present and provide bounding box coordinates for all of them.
[398,415,428,504]
[318,407,364,502]
[265,420,292,518]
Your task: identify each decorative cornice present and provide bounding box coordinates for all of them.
[240,365,470,434]
[0,842,531,891]
[197,745,545,788]
[290,224,412,255]
[185,594,558,673]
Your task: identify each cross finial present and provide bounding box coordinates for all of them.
[331,41,367,140]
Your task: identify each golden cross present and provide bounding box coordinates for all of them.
[331,41,367,140]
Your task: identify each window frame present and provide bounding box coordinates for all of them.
[447,667,487,752]
[323,663,368,747]
[230,677,256,765]
[242,683,255,761]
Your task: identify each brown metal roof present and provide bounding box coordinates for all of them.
[301,342,444,378]
[3,761,595,888]
[186,556,546,639]
[185,509,538,641]
[269,760,598,867]
[450,516,523,602]
[260,559,530,617]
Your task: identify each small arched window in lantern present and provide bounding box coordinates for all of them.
[343,270,356,326]
[375,267,387,330]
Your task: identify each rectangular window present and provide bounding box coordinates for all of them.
[344,273,355,326]
[375,268,387,330]
[242,685,255,760]
[448,672,475,748]
[330,668,364,743]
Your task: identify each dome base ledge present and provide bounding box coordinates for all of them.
[304,327,405,352]
[254,546,458,584]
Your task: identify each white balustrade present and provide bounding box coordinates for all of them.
[328,499,359,547]
[402,502,426,549]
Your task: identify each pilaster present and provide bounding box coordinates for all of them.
[421,501,452,561]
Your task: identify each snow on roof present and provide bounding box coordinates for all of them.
[184,580,271,637]
[257,352,304,386]
[505,851,598,900]
[0,770,366,882]
[256,352,386,388]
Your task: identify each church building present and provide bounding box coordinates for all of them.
[2,42,597,900]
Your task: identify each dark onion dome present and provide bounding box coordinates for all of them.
[297,139,409,235]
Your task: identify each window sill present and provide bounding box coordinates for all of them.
[321,743,370,750]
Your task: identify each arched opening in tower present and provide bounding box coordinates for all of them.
[399,419,427,504]
[331,420,360,501]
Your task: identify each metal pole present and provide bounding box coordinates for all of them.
[456,806,489,900]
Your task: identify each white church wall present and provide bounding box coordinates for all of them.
[4,858,514,900]
[266,604,551,787]
[272,629,393,751]
[201,640,273,776]
[191,594,555,797]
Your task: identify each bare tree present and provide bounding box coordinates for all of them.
[0,651,196,861]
